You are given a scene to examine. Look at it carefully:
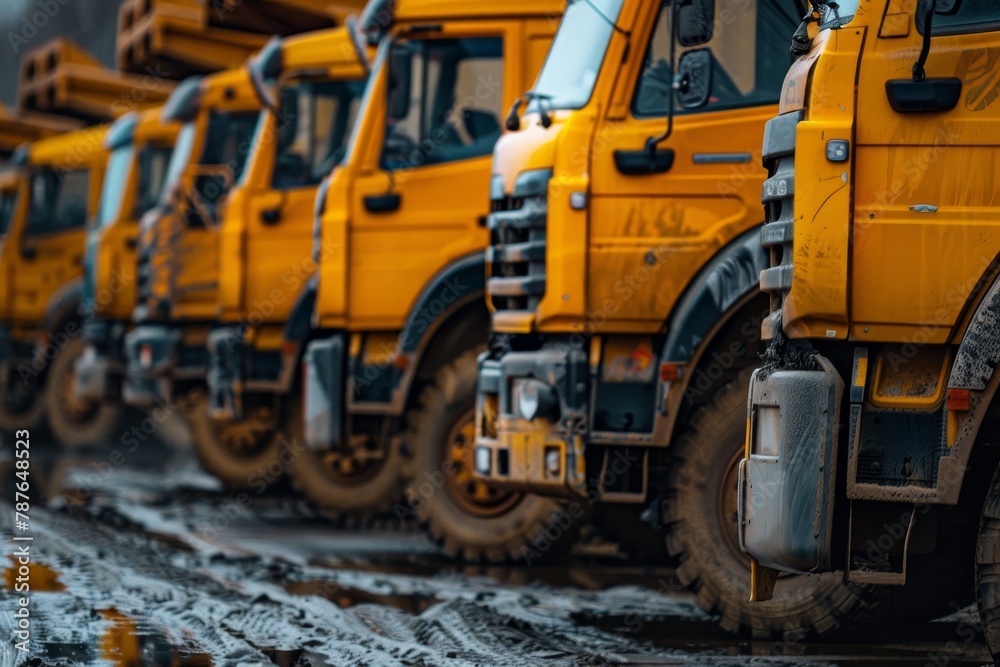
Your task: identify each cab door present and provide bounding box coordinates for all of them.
[851,2,1000,341]
[346,23,514,330]
[14,167,90,324]
[239,80,366,325]
[587,0,801,333]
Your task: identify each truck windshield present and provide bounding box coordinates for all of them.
[97,146,134,228]
[0,187,18,236]
[272,79,366,189]
[820,0,861,29]
[531,0,625,110]
[26,167,90,235]
[161,123,195,205]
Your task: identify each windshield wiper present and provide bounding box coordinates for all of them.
[568,0,631,39]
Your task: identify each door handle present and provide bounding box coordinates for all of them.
[125,236,138,249]
[364,194,402,214]
[261,208,282,225]
[613,149,675,176]
[20,245,37,260]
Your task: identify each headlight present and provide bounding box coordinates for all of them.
[513,378,559,422]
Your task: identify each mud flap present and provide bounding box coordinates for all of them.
[303,335,344,450]
[206,327,243,421]
[740,356,844,574]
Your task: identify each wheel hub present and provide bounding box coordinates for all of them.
[444,410,520,518]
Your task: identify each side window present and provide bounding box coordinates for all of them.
[932,0,1000,34]
[193,111,260,218]
[382,38,504,170]
[26,168,90,236]
[632,1,800,116]
[272,80,366,190]
[135,144,174,217]
[0,188,18,236]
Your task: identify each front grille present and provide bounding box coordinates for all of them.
[759,111,803,340]
[487,193,547,312]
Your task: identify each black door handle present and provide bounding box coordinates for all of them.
[125,236,138,249]
[261,208,282,225]
[20,246,37,260]
[613,149,675,176]
[364,194,402,214]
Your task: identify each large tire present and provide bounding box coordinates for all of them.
[664,370,878,638]
[44,337,123,448]
[286,392,407,521]
[403,350,585,563]
[185,390,286,492]
[0,371,45,437]
[976,467,1000,661]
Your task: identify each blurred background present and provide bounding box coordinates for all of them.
[0,0,117,105]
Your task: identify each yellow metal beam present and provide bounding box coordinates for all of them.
[18,39,175,123]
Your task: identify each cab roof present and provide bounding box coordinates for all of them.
[280,26,369,76]
[394,0,565,23]
[28,124,109,168]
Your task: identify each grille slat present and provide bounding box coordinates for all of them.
[760,112,802,340]
[488,192,548,313]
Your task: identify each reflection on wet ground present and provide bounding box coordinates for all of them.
[1,430,994,666]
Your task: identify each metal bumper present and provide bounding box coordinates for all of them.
[302,335,345,451]
[74,319,127,402]
[122,325,184,407]
[474,345,588,497]
[739,357,844,574]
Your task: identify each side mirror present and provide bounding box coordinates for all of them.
[674,49,713,109]
[248,37,283,112]
[388,46,413,121]
[677,0,715,47]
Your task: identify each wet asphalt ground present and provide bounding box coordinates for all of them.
[0,416,994,666]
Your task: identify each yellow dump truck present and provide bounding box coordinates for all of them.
[739,0,1000,649]
[0,124,114,446]
[183,26,371,486]
[72,109,179,421]
[470,0,887,635]
[120,67,261,409]
[193,0,569,559]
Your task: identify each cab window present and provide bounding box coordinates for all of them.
[632,0,801,116]
[0,188,18,236]
[135,144,174,217]
[382,38,504,170]
[931,0,1000,34]
[272,80,366,189]
[26,168,90,236]
[193,111,260,219]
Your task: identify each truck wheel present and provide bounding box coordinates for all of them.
[286,393,407,521]
[186,390,285,492]
[664,370,878,638]
[975,466,1000,660]
[44,337,123,448]
[0,374,46,436]
[404,350,584,562]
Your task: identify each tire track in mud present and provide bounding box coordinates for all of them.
[7,503,763,667]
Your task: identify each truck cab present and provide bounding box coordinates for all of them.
[184,26,371,487]
[122,68,261,408]
[0,125,111,445]
[73,109,179,422]
[470,0,885,635]
[261,0,570,559]
[739,0,1000,651]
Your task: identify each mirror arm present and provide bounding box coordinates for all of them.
[913,1,935,82]
[647,0,680,156]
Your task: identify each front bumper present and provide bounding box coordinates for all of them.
[74,319,128,402]
[122,325,207,406]
[474,344,588,497]
[739,357,843,574]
